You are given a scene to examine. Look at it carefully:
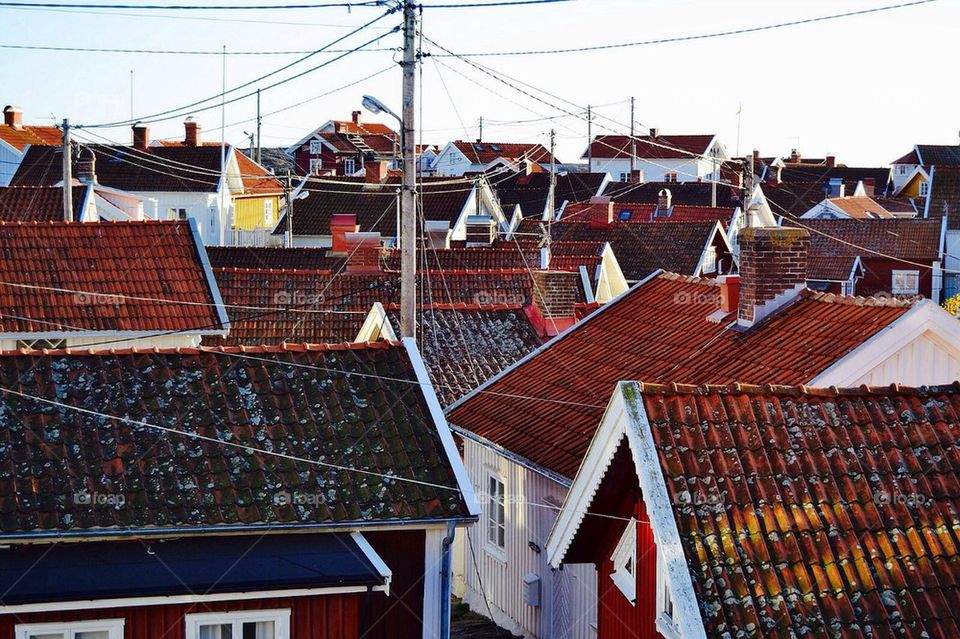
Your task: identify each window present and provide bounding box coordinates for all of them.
[702,246,717,273]
[167,208,187,221]
[618,209,632,222]
[897,165,906,175]
[663,172,678,183]
[486,474,506,554]
[17,338,67,350]
[309,158,323,175]
[185,610,290,639]
[655,554,681,639]
[16,620,124,639]
[343,158,356,175]
[308,139,322,155]
[919,181,930,197]
[264,199,275,226]
[610,518,637,604]
[892,270,920,295]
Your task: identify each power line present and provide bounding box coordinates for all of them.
[432,0,937,57]
[0,1,384,9]
[0,42,396,55]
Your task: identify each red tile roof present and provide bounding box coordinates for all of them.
[0,342,472,535]
[0,123,61,152]
[563,201,736,227]
[0,185,88,222]
[603,180,743,208]
[892,149,920,164]
[0,220,225,336]
[447,273,914,477]
[823,195,895,219]
[636,381,960,638]
[788,218,942,264]
[206,246,347,272]
[584,134,714,160]
[452,141,556,166]
[384,246,540,271]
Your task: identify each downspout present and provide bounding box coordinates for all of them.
[439,520,456,639]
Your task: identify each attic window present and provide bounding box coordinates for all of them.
[617,209,632,222]
[473,144,485,152]
[490,145,501,152]
[610,517,637,604]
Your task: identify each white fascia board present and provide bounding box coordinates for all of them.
[285,128,325,155]
[454,426,572,487]
[0,329,223,341]
[923,165,934,219]
[190,217,231,332]
[351,531,393,596]
[402,336,482,518]
[809,300,960,386]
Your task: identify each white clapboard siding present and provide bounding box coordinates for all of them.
[456,438,597,639]
[851,332,960,387]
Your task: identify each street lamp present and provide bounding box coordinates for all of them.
[362,94,402,168]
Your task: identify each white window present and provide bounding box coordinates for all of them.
[486,474,506,554]
[701,246,717,274]
[308,139,322,155]
[343,158,356,175]
[185,610,290,639]
[16,620,124,639]
[264,199,275,225]
[167,208,187,221]
[655,554,681,639]
[664,172,678,183]
[619,172,629,182]
[919,181,930,197]
[610,518,637,603]
[309,158,323,175]
[897,165,906,175]
[892,270,920,295]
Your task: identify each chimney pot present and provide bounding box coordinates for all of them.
[585,195,613,228]
[825,155,836,168]
[344,231,382,273]
[3,105,22,129]
[529,270,579,336]
[718,274,740,314]
[351,110,362,125]
[789,148,801,163]
[736,226,809,329]
[329,213,359,254]
[76,147,97,185]
[184,117,201,147]
[649,127,659,138]
[132,124,149,150]
[657,188,672,212]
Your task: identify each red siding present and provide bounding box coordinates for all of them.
[0,594,360,639]
[859,258,935,298]
[360,529,425,639]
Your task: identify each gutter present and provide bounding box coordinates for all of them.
[439,520,457,639]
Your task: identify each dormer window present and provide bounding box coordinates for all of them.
[610,517,637,604]
[309,139,322,155]
[702,246,717,274]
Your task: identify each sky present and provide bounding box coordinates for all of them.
[0,0,953,167]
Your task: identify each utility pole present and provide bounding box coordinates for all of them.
[61,119,72,222]
[284,171,293,248]
[711,152,718,208]
[745,152,755,228]
[247,131,255,158]
[478,116,483,142]
[629,96,636,179]
[399,1,417,338]
[548,128,556,220]
[586,104,592,173]
[255,88,262,165]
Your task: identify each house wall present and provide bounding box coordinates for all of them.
[362,529,428,639]
[434,147,472,176]
[892,163,921,194]
[0,143,22,186]
[137,191,229,246]
[848,331,960,387]
[0,333,202,351]
[588,158,716,184]
[457,438,597,639]
[234,194,281,231]
[858,258,935,299]
[0,593,362,639]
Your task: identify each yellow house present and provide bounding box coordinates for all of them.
[233,151,284,230]
[896,166,930,198]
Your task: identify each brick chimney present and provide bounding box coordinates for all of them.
[789,148,801,164]
[528,270,579,337]
[629,169,644,183]
[3,105,22,129]
[344,232,382,274]
[649,127,659,138]
[736,227,809,329]
[585,196,613,228]
[657,188,672,211]
[132,124,149,150]
[351,110,362,125]
[184,117,201,147]
[329,213,359,254]
[364,160,389,183]
[465,215,495,246]
[825,155,836,168]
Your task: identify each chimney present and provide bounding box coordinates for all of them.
[364,160,389,183]
[184,117,201,147]
[827,177,844,198]
[76,147,97,185]
[862,177,876,197]
[344,231,382,274]
[736,226,809,329]
[3,105,22,129]
[425,220,451,249]
[351,110,362,125]
[132,124,149,150]
[789,148,801,163]
[657,188,672,211]
[629,169,644,183]
[329,213,359,254]
[585,196,613,228]
[649,127,659,138]
[825,155,836,168]
[751,148,760,168]
[528,270,579,337]
[719,275,740,314]
[465,214,495,246]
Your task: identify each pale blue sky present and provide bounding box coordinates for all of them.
[0,0,951,166]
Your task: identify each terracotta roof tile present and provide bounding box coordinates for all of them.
[602,180,743,208]
[493,171,607,217]
[0,220,224,336]
[584,134,714,160]
[0,343,472,535]
[0,185,88,222]
[452,141,556,166]
[636,382,960,638]
[786,218,942,269]
[823,195,895,219]
[207,246,347,272]
[448,274,914,477]
[928,166,960,230]
[0,124,61,152]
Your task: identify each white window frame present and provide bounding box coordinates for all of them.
[185,609,291,639]
[484,472,507,559]
[609,517,637,604]
[308,158,323,175]
[16,619,125,639]
[892,269,920,295]
[655,554,681,639]
[919,181,930,197]
[701,246,717,273]
[264,199,275,226]
[343,158,356,175]
[308,139,322,155]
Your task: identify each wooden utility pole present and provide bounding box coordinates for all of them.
[284,171,293,248]
[629,96,636,178]
[61,119,72,222]
[548,128,556,220]
[478,116,483,142]
[399,1,417,337]
[255,88,262,165]
[586,104,592,173]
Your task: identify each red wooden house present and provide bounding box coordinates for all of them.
[0,340,478,639]
[285,112,397,176]
[548,381,960,638]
